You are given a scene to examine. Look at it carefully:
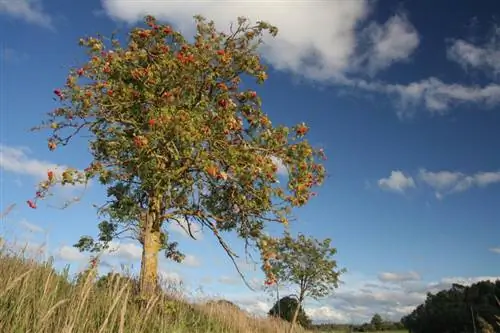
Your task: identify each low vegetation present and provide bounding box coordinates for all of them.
[0,246,310,333]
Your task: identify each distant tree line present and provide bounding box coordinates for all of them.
[402,280,500,333]
[309,313,404,332]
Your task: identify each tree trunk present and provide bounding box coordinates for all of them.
[288,296,303,333]
[139,211,162,299]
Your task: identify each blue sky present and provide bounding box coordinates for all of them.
[1,0,500,324]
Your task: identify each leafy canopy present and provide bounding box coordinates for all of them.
[29,15,326,283]
[268,295,311,328]
[266,233,344,297]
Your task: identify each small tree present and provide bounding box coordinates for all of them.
[29,15,326,298]
[371,313,383,331]
[266,233,344,333]
[269,295,311,328]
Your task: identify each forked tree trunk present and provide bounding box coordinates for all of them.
[139,210,162,299]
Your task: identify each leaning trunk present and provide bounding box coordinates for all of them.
[288,296,303,333]
[139,210,162,298]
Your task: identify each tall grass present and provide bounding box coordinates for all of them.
[0,245,309,333]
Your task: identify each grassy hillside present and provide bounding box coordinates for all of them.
[0,247,310,333]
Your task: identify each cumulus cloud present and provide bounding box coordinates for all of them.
[0,144,88,189]
[0,0,53,29]
[322,273,500,323]
[447,26,500,77]
[56,245,87,261]
[232,296,272,316]
[378,271,421,283]
[99,0,500,115]
[104,241,142,261]
[182,254,201,267]
[214,271,500,324]
[357,14,420,75]
[100,0,419,80]
[101,0,371,79]
[341,76,500,116]
[306,305,351,323]
[270,156,287,177]
[159,270,183,284]
[419,168,500,198]
[378,170,415,193]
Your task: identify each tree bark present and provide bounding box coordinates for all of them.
[139,210,162,298]
[288,296,303,333]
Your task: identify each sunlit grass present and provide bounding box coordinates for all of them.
[0,243,310,333]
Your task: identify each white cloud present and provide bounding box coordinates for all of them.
[223,271,500,324]
[358,14,420,75]
[0,0,53,29]
[342,76,500,116]
[306,305,351,323]
[270,156,287,177]
[378,271,421,283]
[232,296,272,317]
[0,144,88,189]
[104,241,142,261]
[489,247,500,254]
[440,276,500,286]
[56,245,86,261]
[419,169,500,198]
[101,0,371,79]
[182,254,201,267]
[447,26,500,77]
[378,170,415,193]
[99,0,500,115]
[159,270,183,284]
[19,219,45,233]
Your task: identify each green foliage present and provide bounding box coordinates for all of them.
[266,232,344,299]
[264,233,343,332]
[30,14,326,288]
[370,313,383,331]
[402,280,500,333]
[268,295,311,328]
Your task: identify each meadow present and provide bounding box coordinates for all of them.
[0,243,406,333]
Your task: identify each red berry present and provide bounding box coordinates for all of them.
[218,99,227,108]
[27,200,36,209]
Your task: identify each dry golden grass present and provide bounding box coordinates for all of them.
[0,245,309,333]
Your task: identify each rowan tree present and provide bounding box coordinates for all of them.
[29,15,326,298]
[266,233,344,333]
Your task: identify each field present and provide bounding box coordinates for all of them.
[0,244,410,333]
[322,331,407,333]
[325,331,407,333]
[0,246,311,333]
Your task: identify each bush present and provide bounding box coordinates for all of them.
[268,295,311,328]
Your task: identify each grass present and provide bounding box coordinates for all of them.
[0,245,311,333]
